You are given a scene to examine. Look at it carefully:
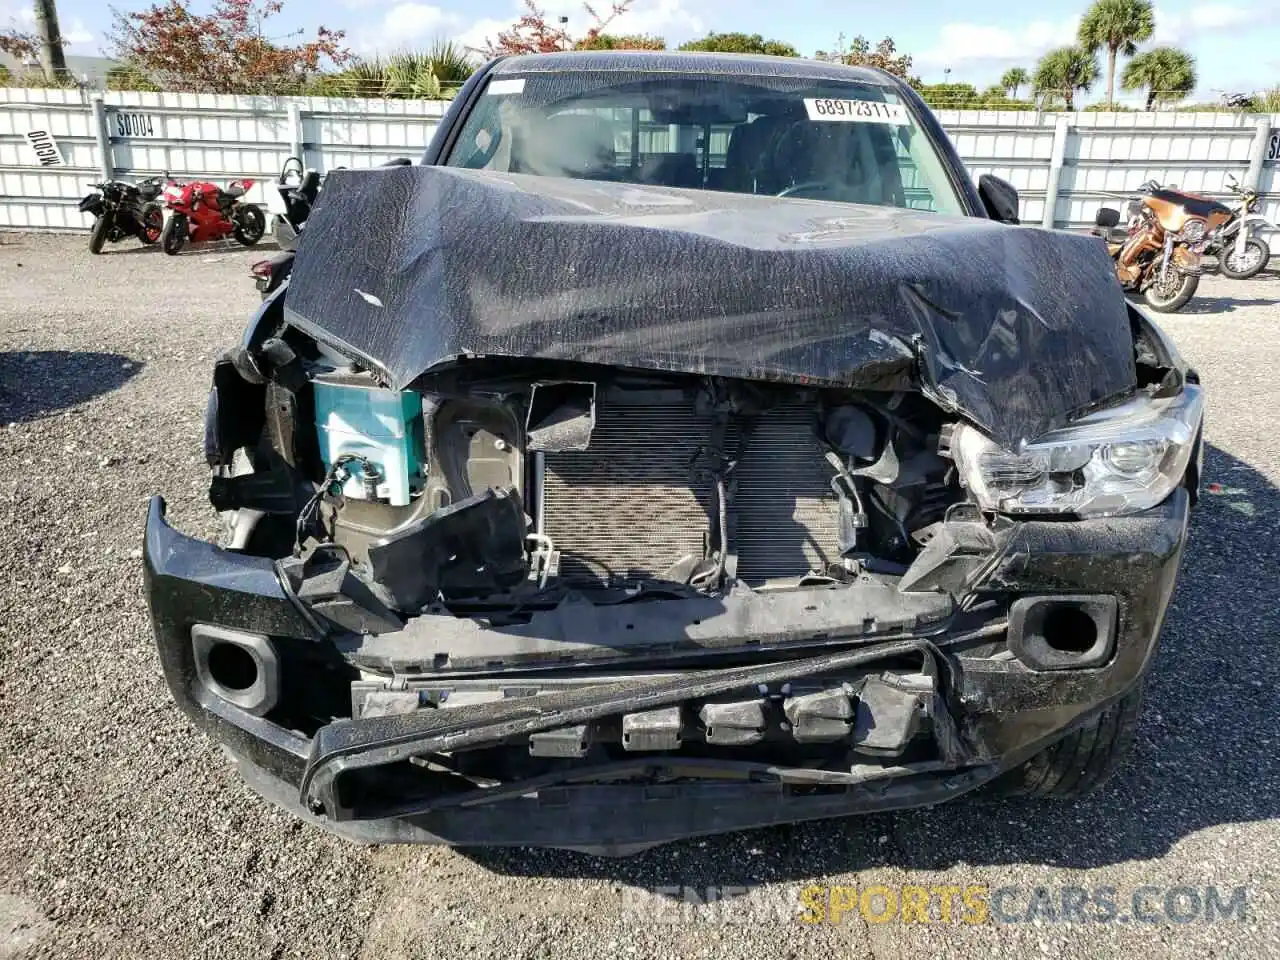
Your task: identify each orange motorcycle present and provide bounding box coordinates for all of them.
[1094,181,1232,313]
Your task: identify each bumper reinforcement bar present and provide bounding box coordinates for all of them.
[301,638,965,820]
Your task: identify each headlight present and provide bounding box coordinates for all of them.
[1179,218,1206,242]
[951,385,1203,517]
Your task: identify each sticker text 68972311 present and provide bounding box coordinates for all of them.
[803,99,910,125]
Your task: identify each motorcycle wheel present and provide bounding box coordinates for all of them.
[88,215,112,255]
[233,205,267,246]
[160,214,187,256]
[1143,268,1199,313]
[1218,237,1270,280]
[138,204,164,245]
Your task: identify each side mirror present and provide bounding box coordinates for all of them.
[978,174,1020,224]
[1095,207,1121,228]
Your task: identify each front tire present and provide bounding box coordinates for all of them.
[233,205,266,246]
[1218,237,1270,280]
[88,215,112,255]
[993,682,1145,798]
[160,213,187,255]
[1143,268,1199,312]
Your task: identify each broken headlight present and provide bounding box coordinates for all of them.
[951,384,1203,517]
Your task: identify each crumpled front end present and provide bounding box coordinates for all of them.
[143,274,1198,852]
[145,484,1189,853]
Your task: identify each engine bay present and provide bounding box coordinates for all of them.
[211,327,976,630]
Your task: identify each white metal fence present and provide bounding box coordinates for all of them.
[3,86,1278,249]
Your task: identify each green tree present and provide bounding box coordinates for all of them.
[1033,46,1098,110]
[576,33,665,50]
[677,32,798,57]
[106,63,163,91]
[417,39,474,85]
[1120,46,1196,109]
[1000,66,1029,98]
[1078,0,1154,106]
[313,44,475,99]
[916,82,979,108]
[917,82,1035,111]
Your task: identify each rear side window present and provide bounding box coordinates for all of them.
[445,71,964,216]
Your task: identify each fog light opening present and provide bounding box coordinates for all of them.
[1041,605,1099,654]
[191,625,279,716]
[207,641,259,692]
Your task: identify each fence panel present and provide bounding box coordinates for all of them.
[0,87,105,228]
[1,87,1276,251]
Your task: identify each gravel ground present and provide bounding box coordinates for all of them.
[1,232,1277,960]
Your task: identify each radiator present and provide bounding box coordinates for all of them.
[540,395,840,586]
[732,404,841,583]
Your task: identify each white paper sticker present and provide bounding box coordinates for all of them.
[487,78,526,96]
[803,98,910,125]
[24,130,65,167]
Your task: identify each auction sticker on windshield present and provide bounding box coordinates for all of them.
[804,99,910,124]
[487,78,526,96]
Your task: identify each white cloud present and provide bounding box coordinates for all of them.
[64,18,94,48]
[452,17,512,55]
[354,3,462,54]
[915,18,1079,69]
[1,4,95,56]
[0,0,36,27]
[1153,4,1255,44]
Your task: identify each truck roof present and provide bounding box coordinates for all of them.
[488,50,894,87]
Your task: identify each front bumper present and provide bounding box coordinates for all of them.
[144,489,1190,854]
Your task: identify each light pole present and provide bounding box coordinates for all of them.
[559,15,569,51]
[33,0,69,82]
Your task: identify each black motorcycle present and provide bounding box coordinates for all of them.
[265,156,323,253]
[79,177,165,254]
[252,158,323,299]
[253,157,410,298]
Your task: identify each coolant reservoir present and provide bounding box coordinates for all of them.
[313,378,425,506]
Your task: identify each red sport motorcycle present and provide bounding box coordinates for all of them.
[158,177,267,255]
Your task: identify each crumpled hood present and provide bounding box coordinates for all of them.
[284,165,1137,448]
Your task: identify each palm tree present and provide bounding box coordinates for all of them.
[1078,0,1155,107]
[1000,67,1029,99]
[1121,47,1197,110]
[1033,47,1098,111]
[421,40,476,87]
[314,44,476,99]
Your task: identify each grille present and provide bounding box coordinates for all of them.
[540,395,840,586]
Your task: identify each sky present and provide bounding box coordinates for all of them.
[3,0,1278,103]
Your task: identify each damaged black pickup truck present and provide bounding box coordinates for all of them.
[145,52,1204,855]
